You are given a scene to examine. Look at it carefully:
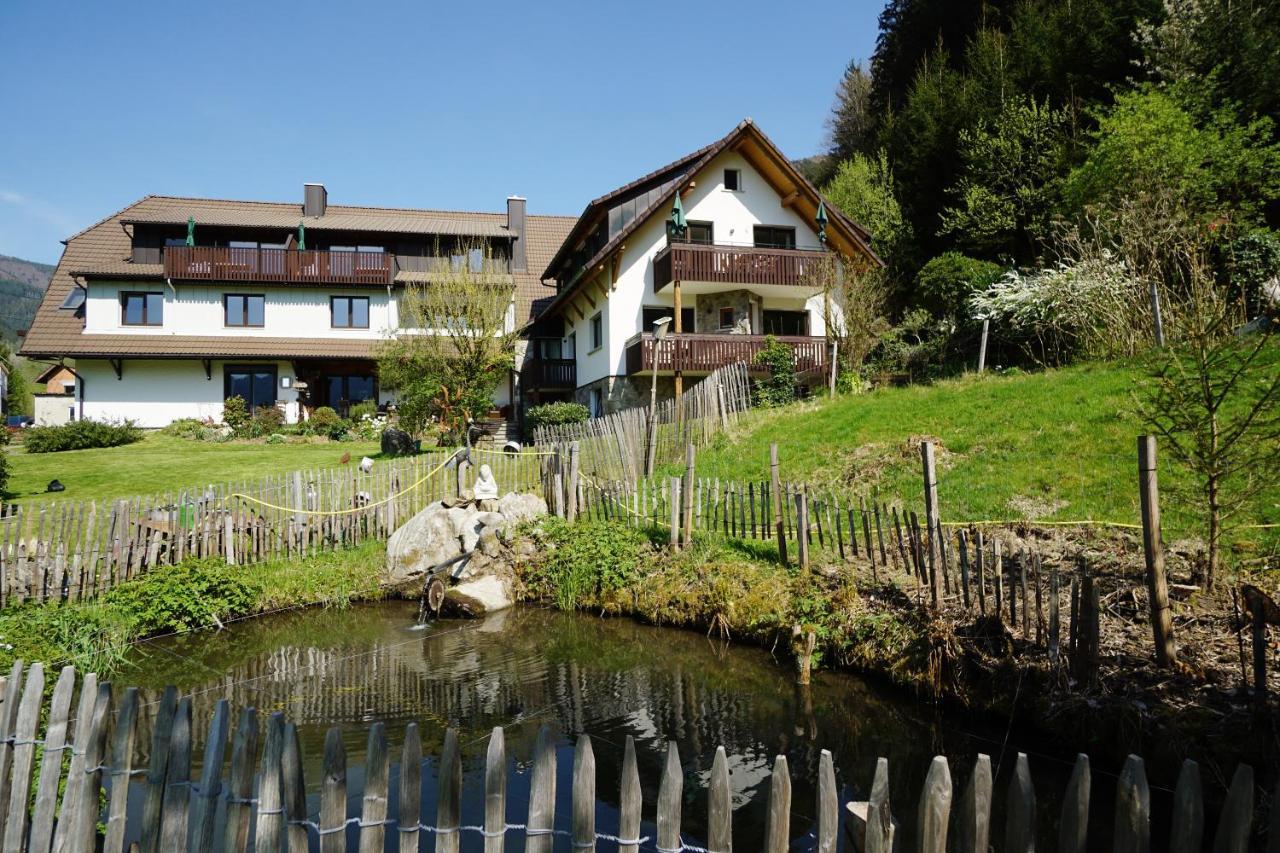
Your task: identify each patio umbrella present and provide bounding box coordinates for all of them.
[668,192,688,239]
[815,200,829,244]
[297,221,306,251]
[185,216,195,247]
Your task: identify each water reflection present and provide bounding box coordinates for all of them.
[118,602,1087,849]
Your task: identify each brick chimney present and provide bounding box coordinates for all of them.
[304,183,327,217]
[507,196,527,273]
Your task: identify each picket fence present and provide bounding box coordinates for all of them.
[532,361,753,481]
[0,662,1271,852]
[0,448,553,608]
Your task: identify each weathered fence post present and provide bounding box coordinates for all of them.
[1005,753,1035,853]
[483,727,506,853]
[957,754,991,853]
[1059,753,1090,853]
[916,756,952,853]
[763,755,791,853]
[1150,282,1165,347]
[770,444,788,566]
[796,491,810,572]
[1168,759,1203,853]
[572,735,596,852]
[977,319,990,374]
[618,736,641,853]
[1138,435,1176,667]
[1113,755,1150,853]
[683,444,695,546]
[1213,764,1254,853]
[921,441,942,607]
[567,441,580,522]
[657,742,683,853]
[669,477,682,552]
[526,725,556,853]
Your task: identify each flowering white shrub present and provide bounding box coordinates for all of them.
[969,252,1148,362]
[351,413,389,442]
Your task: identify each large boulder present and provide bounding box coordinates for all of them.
[442,574,515,617]
[384,492,547,605]
[381,427,415,457]
[385,501,462,590]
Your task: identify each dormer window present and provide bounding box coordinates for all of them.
[121,292,163,326]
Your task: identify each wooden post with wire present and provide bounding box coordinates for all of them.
[668,477,681,552]
[1138,435,1176,667]
[921,441,942,607]
[683,444,695,547]
[770,444,788,567]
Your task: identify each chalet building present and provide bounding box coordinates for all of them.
[22,120,878,429]
[21,189,574,428]
[32,363,78,426]
[524,120,879,415]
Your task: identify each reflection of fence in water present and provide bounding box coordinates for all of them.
[0,661,1266,852]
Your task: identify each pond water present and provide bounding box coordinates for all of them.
[115,602,1132,850]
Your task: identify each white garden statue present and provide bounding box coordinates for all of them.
[473,464,500,503]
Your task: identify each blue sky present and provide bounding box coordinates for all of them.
[0,0,881,265]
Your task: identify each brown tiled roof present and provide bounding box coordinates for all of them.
[55,335,381,359]
[68,261,164,278]
[22,195,575,359]
[120,197,514,237]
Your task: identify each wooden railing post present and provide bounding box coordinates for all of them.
[1138,436,1176,667]
[921,441,942,607]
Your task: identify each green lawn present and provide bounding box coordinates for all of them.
[669,360,1279,543]
[3,433,383,505]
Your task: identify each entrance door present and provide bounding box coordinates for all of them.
[224,365,278,411]
[324,373,376,415]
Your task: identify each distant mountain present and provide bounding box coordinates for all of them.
[0,254,53,345]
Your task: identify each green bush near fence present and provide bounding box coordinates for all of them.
[22,419,143,453]
[0,540,387,674]
[527,401,590,431]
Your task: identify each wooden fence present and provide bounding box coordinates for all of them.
[532,361,753,481]
[0,448,553,608]
[0,661,1271,852]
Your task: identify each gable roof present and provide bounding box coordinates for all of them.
[538,120,880,315]
[21,195,575,359]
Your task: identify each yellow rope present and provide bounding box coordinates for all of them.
[227,454,459,517]
[941,519,1144,530]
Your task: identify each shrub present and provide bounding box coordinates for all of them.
[265,432,285,445]
[527,401,590,431]
[0,430,9,496]
[306,406,348,440]
[1223,230,1280,319]
[250,405,285,437]
[526,517,651,610]
[348,400,378,421]
[222,396,250,435]
[160,417,208,439]
[23,419,142,453]
[104,558,261,634]
[753,336,797,407]
[914,252,1004,319]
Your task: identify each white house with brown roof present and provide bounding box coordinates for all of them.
[21,187,573,429]
[22,119,877,430]
[523,120,879,415]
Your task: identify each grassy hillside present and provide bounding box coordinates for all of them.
[671,359,1278,544]
[0,254,53,345]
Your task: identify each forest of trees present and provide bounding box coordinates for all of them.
[810,0,1280,378]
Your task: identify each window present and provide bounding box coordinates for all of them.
[686,220,714,246]
[224,294,265,328]
[121,291,163,326]
[763,310,808,336]
[325,374,376,414]
[224,365,277,412]
[589,388,603,417]
[719,307,736,330]
[724,169,741,191]
[753,226,796,249]
[642,307,695,332]
[589,312,603,351]
[331,296,370,329]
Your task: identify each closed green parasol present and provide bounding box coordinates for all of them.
[297,221,306,251]
[816,200,829,244]
[185,216,195,247]
[668,191,688,239]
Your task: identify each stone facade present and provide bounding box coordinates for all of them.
[694,289,756,334]
[575,374,679,415]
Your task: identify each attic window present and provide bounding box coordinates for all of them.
[724,169,741,191]
[59,287,86,311]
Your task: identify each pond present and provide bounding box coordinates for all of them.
[115,602,1128,850]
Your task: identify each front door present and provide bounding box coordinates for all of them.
[323,373,376,416]
[224,365,278,412]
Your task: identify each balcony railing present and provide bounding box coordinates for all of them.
[624,332,827,375]
[164,246,393,285]
[653,242,830,293]
[521,358,576,390]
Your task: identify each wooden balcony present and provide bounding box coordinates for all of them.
[652,242,831,294]
[165,246,393,285]
[521,358,576,390]
[625,332,827,375]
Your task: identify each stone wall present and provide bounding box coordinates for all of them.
[694,289,755,334]
[575,375,678,415]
